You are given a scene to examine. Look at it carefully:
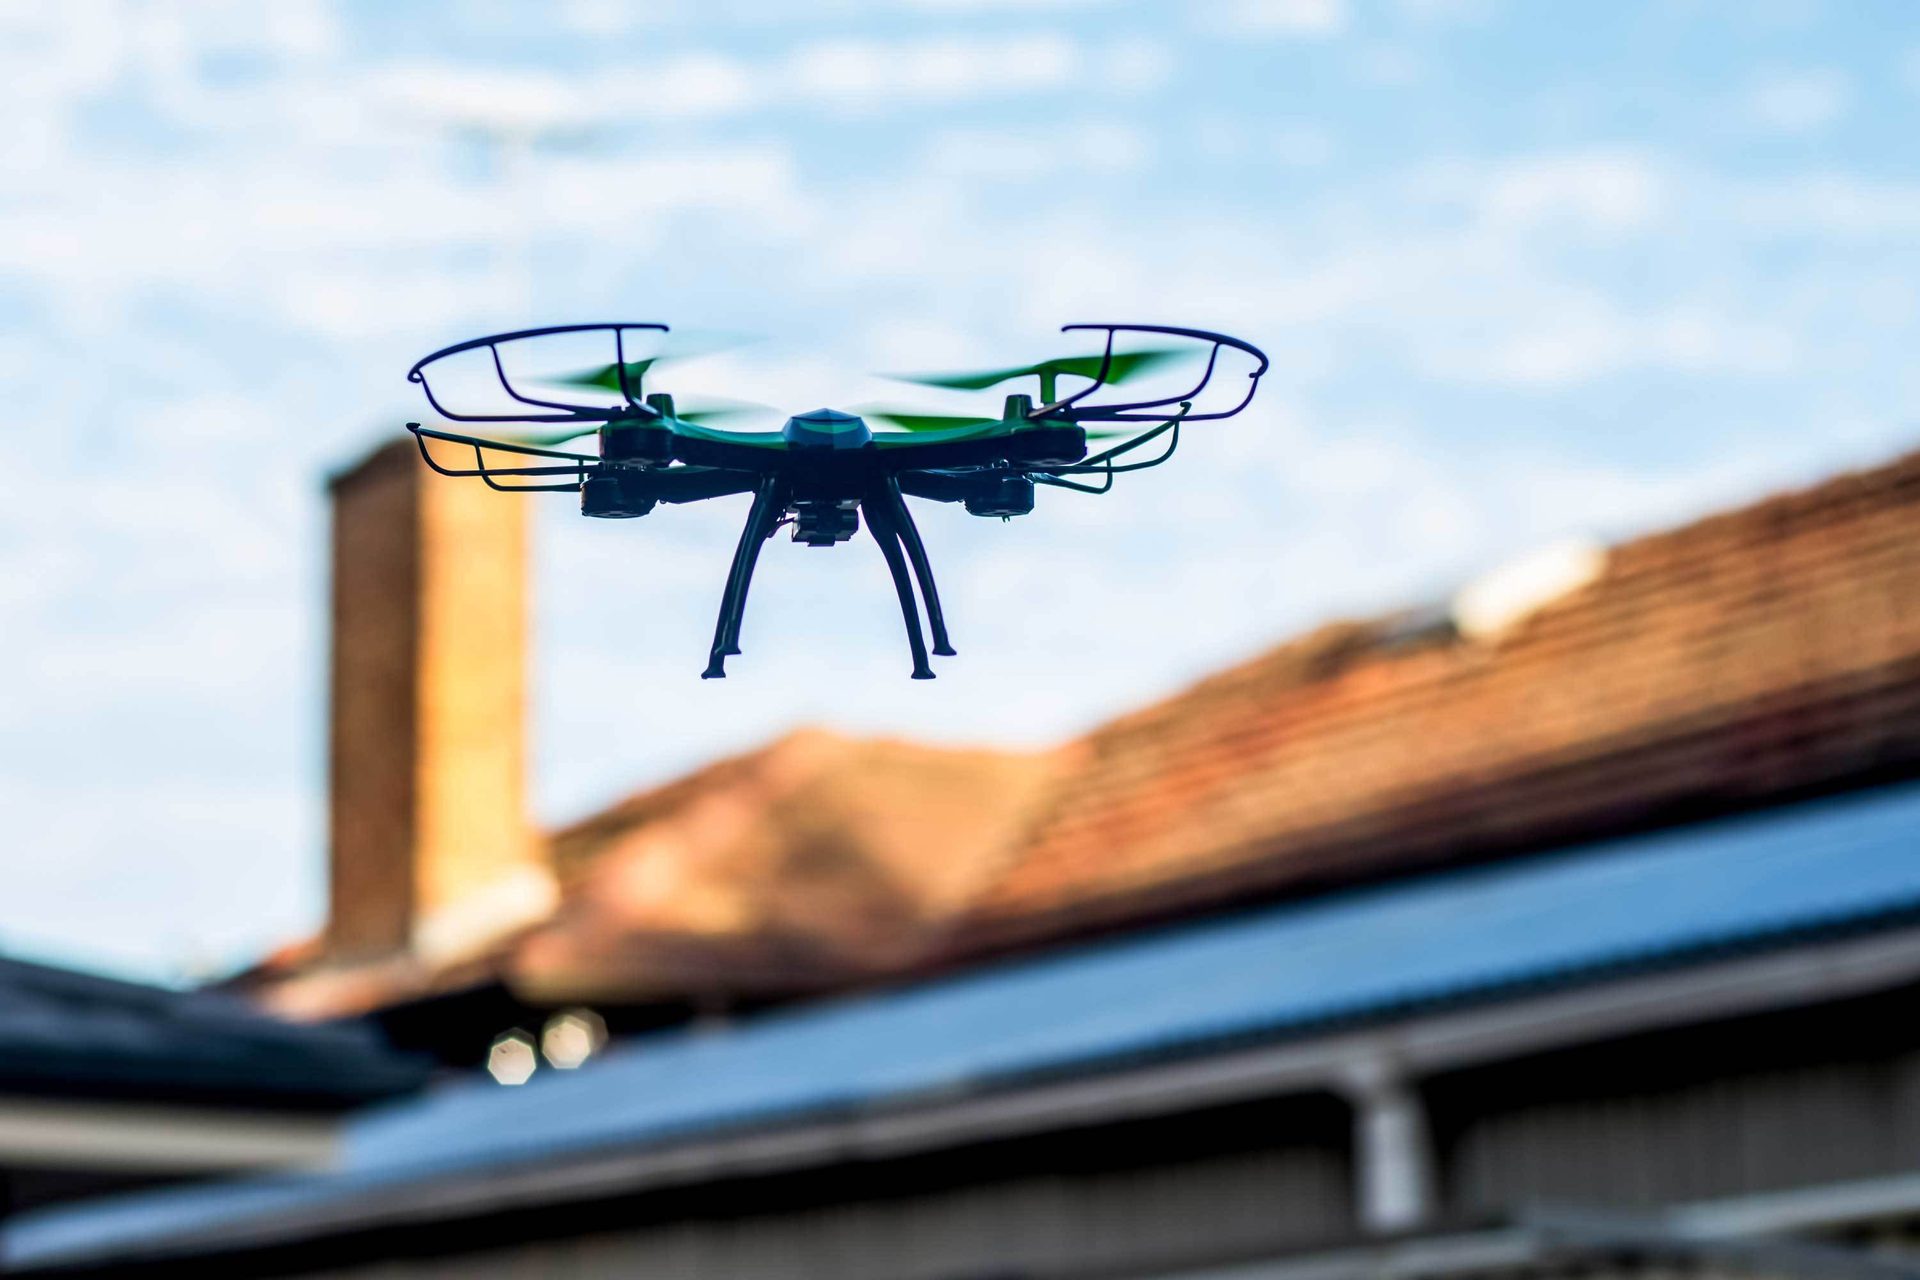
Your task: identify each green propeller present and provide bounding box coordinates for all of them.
[891,347,1191,400]
[548,330,756,397]
[860,407,1142,442]
[553,358,668,394]
[864,411,1001,434]
[502,399,775,449]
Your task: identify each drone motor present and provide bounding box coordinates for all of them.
[580,472,657,519]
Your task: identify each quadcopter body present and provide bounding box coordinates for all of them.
[406,323,1267,679]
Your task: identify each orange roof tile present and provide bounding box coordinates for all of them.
[245,446,1920,1019]
[510,728,1063,1002]
[943,449,1920,958]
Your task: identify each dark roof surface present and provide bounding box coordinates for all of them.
[0,955,429,1108]
[11,779,1920,1271]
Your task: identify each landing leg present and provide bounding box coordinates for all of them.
[703,477,781,679]
[721,487,779,657]
[863,490,935,680]
[880,477,955,657]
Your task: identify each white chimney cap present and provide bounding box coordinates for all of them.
[1452,538,1609,640]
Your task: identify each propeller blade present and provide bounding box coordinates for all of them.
[493,424,602,448]
[863,409,1165,441]
[892,347,1190,392]
[546,331,758,395]
[491,397,774,446]
[554,358,662,393]
[674,398,778,426]
[865,410,1002,433]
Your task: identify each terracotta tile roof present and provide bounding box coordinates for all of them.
[244,446,1920,1020]
[941,448,1920,959]
[509,728,1063,1003]
[233,730,1058,1019]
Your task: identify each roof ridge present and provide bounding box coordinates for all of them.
[1080,446,1920,742]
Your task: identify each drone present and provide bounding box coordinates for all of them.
[406,322,1268,679]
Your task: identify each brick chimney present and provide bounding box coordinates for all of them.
[325,439,551,964]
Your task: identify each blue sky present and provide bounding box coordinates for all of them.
[2,0,1916,981]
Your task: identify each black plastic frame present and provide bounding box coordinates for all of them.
[1037,324,1268,422]
[403,322,1266,678]
[407,322,671,425]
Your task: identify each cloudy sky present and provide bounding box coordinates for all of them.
[2,0,1916,981]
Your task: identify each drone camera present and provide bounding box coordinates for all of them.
[792,499,860,546]
[964,473,1035,519]
[580,473,657,519]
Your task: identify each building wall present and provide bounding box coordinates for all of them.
[412,441,531,927]
[327,443,421,957]
[242,989,1920,1280]
[348,1151,1341,1280]
[248,1098,1356,1280]
[1430,987,1920,1215]
[326,439,535,961]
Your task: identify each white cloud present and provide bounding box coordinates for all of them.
[1454,302,1799,388]
[1214,0,1349,38]
[1354,44,1423,85]
[638,53,762,118]
[1273,124,1335,166]
[0,127,813,345]
[925,122,1150,180]
[787,33,1080,112]
[906,0,1114,9]
[379,63,601,137]
[555,0,687,34]
[0,775,315,981]
[1101,37,1175,91]
[369,31,1156,135]
[1742,68,1851,134]
[1736,173,1920,236]
[1477,149,1664,231]
[1394,0,1497,23]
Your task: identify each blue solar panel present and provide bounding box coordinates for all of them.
[11,782,1920,1268]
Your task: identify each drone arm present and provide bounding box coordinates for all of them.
[877,478,955,657]
[1077,404,1188,468]
[1032,470,1112,495]
[670,436,792,471]
[895,471,975,504]
[649,468,762,503]
[408,425,590,492]
[1025,429,1170,494]
[1032,411,1185,479]
[1023,405,1186,501]
[410,422,595,468]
